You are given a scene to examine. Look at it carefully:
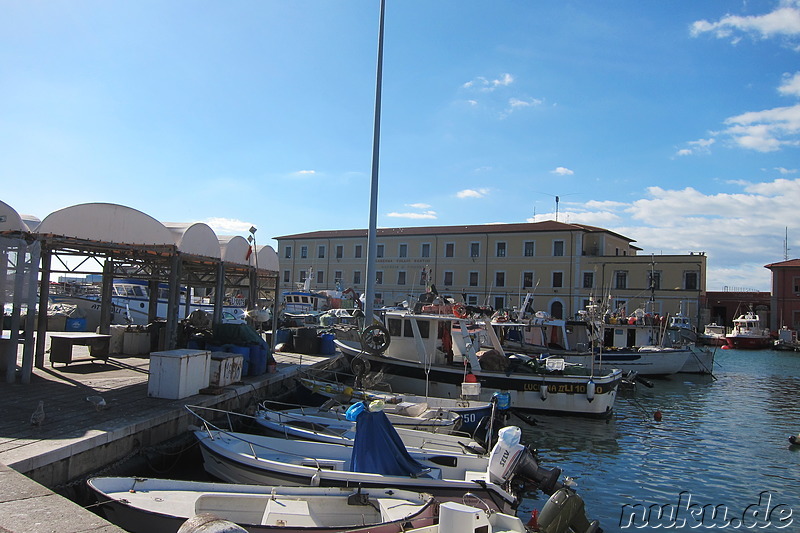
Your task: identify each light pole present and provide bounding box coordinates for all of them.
[248,226,258,326]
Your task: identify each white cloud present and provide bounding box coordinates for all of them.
[293,170,316,176]
[691,4,800,43]
[779,72,800,97]
[676,138,715,156]
[386,210,437,219]
[551,166,574,176]
[775,166,798,174]
[456,188,490,199]
[407,203,432,209]
[204,217,254,234]
[721,104,800,151]
[462,73,515,92]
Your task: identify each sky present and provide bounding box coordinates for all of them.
[2,1,799,292]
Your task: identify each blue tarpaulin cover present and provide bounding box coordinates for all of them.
[350,404,427,477]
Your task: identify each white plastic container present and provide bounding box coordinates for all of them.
[209,352,243,387]
[148,349,210,399]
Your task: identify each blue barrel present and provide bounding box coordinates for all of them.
[230,345,251,376]
[65,317,87,332]
[276,328,292,344]
[319,333,336,356]
[249,344,267,376]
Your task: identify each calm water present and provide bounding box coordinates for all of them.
[514,348,800,532]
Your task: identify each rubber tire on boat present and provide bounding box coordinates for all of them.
[350,356,371,377]
[360,323,391,355]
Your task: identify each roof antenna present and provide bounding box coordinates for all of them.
[555,195,560,222]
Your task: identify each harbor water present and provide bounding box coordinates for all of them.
[515,348,800,531]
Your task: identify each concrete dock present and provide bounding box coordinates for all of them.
[0,332,339,532]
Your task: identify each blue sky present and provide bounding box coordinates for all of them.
[2,1,799,291]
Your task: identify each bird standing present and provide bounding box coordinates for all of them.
[30,400,45,426]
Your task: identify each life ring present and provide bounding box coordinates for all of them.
[360,323,391,355]
[453,303,468,319]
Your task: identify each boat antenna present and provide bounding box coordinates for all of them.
[364,0,386,324]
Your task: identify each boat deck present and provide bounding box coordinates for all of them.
[0,330,338,532]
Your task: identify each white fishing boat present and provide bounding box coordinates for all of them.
[192,409,565,515]
[334,306,621,418]
[49,278,247,327]
[697,323,727,347]
[254,404,487,455]
[725,310,772,349]
[296,376,501,435]
[87,476,438,533]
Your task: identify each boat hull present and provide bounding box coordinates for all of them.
[725,336,772,349]
[337,341,620,418]
[562,348,690,376]
[87,476,437,533]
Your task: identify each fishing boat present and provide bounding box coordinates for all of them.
[192,407,565,515]
[254,403,488,455]
[295,376,503,435]
[697,323,727,347]
[87,476,438,533]
[334,304,621,418]
[725,310,772,349]
[49,278,247,328]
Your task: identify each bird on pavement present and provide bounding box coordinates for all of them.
[30,400,45,426]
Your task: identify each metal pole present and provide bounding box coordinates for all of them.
[364,0,385,324]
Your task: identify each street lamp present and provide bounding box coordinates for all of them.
[248,227,259,325]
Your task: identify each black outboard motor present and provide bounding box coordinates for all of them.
[512,444,562,495]
[537,480,602,533]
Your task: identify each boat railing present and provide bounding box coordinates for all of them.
[186,404,334,469]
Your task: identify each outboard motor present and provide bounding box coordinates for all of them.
[486,426,561,494]
[537,481,602,533]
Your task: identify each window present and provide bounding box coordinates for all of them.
[583,271,594,289]
[376,271,383,285]
[300,270,307,282]
[496,242,506,257]
[284,246,292,259]
[793,276,800,293]
[552,271,563,288]
[685,271,698,291]
[615,271,628,289]
[523,271,534,289]
[353,271,362,285]
[316,270,324,284]
[283,270,290,283]
[470,242,480,258]
[318,245,326,259]
[300,246,308,259]
[524,241,535,257]
[469,271,479,287]
[334,270,342,284]
[420,269,428,286]
[335,245,343,259]
[445,243,454,258]
[494,296,505,310]
[397,271,406,285]
[495,271,505,287]
[443,271,454,286]
[553,240,565,256]
[421,243,431,258]
[467,294,478,305]
[649,271,661,290]
[399,244,407,258]
[354,245,363,258]
[614,299,627,315]
[377,244,384,258]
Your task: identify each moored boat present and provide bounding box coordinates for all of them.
[87,476,438,533]
[725,310,772,349]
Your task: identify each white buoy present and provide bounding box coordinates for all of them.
[586,379,596,403]
[540,383,548,400]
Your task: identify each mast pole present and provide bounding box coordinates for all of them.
[364,0,385,323]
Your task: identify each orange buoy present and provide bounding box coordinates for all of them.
[654,410,663,422]
[465,373,478,383]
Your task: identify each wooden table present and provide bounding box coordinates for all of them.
[49,332,112,366]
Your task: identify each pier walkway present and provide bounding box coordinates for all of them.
[0,331,338,532]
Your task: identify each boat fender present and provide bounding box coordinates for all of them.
[540,383,548,401]
[178,514,247,533]
[586,379,596,403]
[789,435,799,446]
[345,401,367,421]
[492,391,511,410]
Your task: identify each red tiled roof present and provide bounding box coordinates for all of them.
[765,259,800,268]
[275,220,636,243]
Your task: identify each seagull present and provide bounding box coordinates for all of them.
[86,395,107,411]
[30,400,45,426]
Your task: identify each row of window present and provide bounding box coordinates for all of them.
[284,240,562,260]
[283,268,699,291]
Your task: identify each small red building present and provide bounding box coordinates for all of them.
[765,259,800,331]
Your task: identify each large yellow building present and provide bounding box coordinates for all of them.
[275,220,707,323]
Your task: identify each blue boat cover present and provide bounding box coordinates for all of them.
[350,404,427,477]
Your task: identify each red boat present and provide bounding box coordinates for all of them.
[725,311,772,349]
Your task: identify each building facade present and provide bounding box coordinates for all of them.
[765,259,800,331]
[275,221,707,324]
